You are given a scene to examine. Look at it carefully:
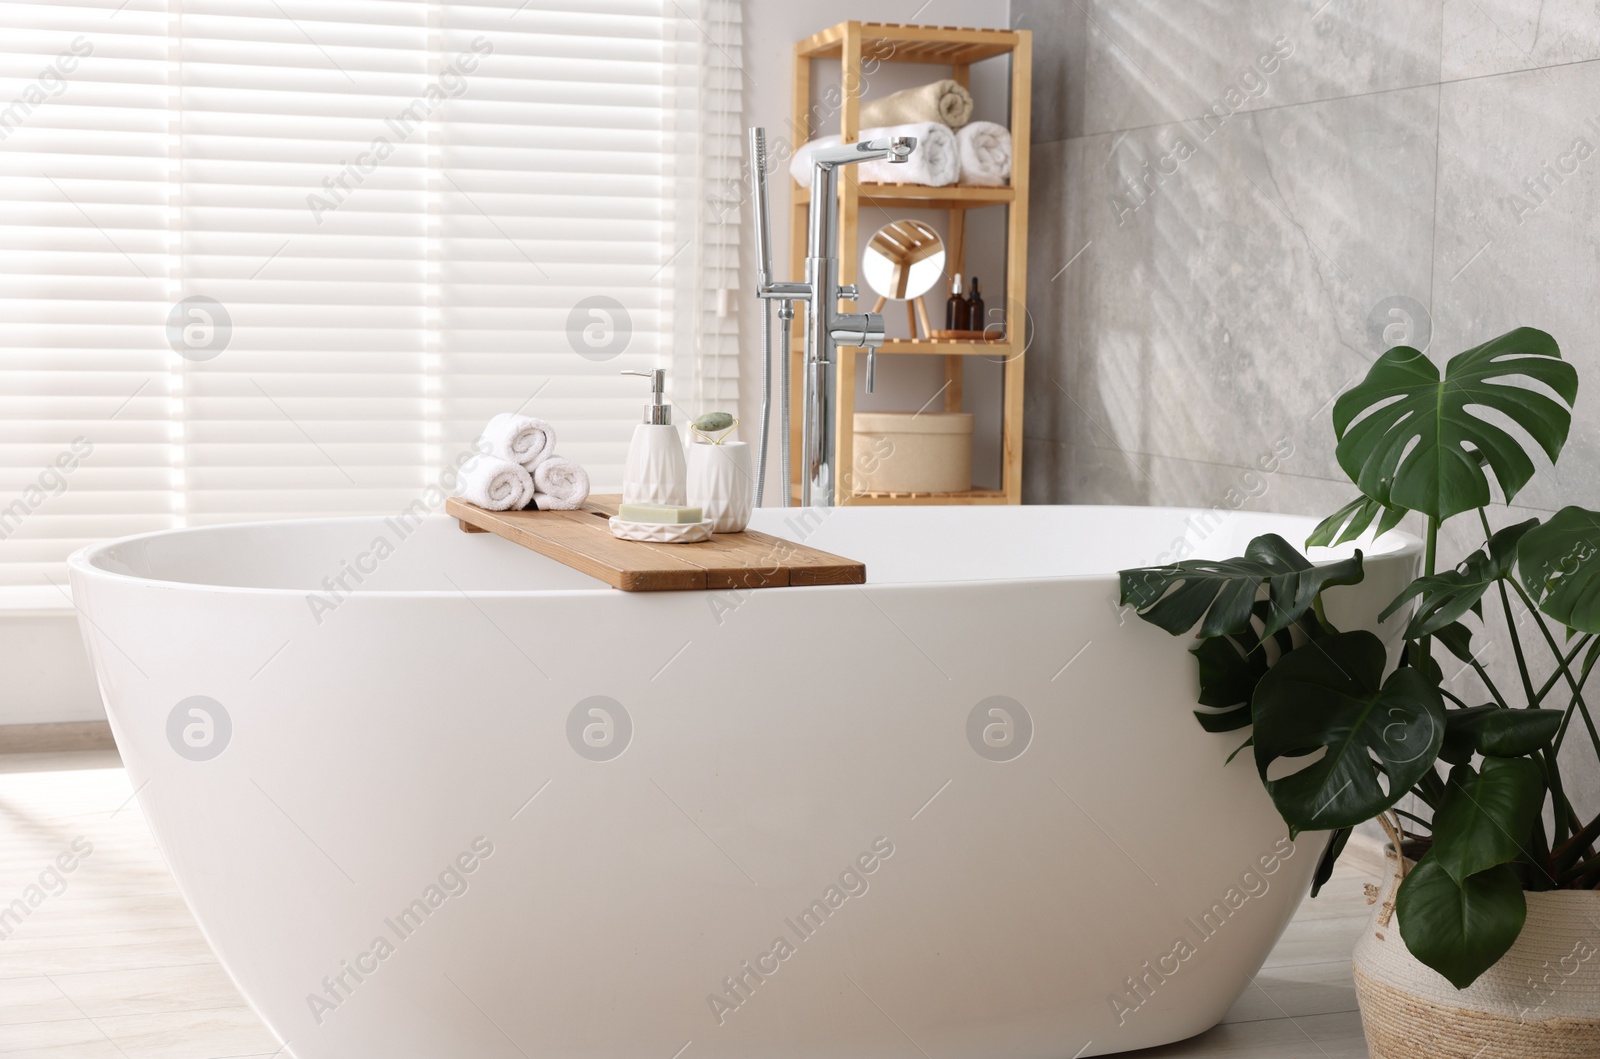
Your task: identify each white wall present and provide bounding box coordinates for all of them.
[736,0,1016,492]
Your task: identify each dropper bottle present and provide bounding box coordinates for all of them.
[944,272,968,332]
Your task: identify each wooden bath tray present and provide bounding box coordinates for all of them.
[446,495,865,592]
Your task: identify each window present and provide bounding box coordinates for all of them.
[0,0,741,607]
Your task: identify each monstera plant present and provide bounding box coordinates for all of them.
[1120,327,1600,989]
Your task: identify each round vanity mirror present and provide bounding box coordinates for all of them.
[861,220,945,301]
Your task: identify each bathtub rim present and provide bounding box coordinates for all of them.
[65,505,1425,601]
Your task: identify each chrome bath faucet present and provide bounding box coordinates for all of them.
[748,128,917,508]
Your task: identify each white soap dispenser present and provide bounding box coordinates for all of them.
[621,368,687,506]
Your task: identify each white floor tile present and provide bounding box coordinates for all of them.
[49,963,246,1019]
[0,977,79,1028]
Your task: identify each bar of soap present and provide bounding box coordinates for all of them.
[618,503,703,524]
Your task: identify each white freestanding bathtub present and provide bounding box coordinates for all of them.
[69,505,1420,1058]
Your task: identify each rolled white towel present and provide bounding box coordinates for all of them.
[789,122,959,189]
[860,80,973,129]
[532,456,590,511]
[457,455,534,512]
[482,412,556,470]
[956,121,1011,186]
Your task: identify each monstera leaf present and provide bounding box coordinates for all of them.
[1428,758,1545,885]
[1396,858,1527,989]
[1478,710,1563,755]
[1332,329,1576,520]
[1439,705,1500,765]
[1517,507,1600,633]
[1307,494,1407,549]
[1442,707,1563,765]
[1310,827,1352,898]
[1379,519,1537,638]
[1190,637,1264,733]
[1252,631,1445,833]
[1119,534,1363,640]
[1433,621,1476,664]
[1188,601,1295,733]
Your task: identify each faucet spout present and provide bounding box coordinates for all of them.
[807,135,919,169]
[885,134,917,162]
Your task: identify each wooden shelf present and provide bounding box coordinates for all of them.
[874,338,1010,356]
[796,22,1021,65]
[793,182,1014,211]
[790,20,1030,507]
[848,488,1010,506]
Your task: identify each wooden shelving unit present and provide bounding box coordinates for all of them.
[789,21,1031,506]
[852,488,1009,505]
[793,182,1015,210]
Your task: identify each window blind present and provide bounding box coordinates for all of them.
[0,0,741,608]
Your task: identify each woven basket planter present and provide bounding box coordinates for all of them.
[1353,850,1600,1058]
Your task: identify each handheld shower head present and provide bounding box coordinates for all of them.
[748,128,774,288]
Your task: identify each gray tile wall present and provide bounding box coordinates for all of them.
[1016,0,1600,817]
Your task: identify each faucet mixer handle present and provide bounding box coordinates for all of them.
[827,312,886,349]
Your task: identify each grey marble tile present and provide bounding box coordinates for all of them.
[1029,87,1437,488]
[1442,0,1600,81]
[1050,440,1159,509]
[1431,59,1600,515]
[1022,137,1075,448]
[1021,436,1070,504]
[1013,0,1085,146]
[1560,727,1599,826]
[1026,437,1366,530]
[1015,0,1443,141]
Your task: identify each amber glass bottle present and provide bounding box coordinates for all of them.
[966,276,985,331]
[944,272,968,331]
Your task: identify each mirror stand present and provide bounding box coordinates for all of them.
[870,292,934,340]
[862,219,945,342]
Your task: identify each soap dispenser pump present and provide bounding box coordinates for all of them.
[621,368,688,506]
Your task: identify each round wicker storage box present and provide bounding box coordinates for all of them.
[851,412,972,494]
[1353,851,1600,1058]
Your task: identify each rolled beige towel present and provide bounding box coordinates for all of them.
[532,456,590,511]
[861,80,973,129]
[956,121,1011,186]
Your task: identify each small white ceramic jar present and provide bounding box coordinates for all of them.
[686,440,753,533]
